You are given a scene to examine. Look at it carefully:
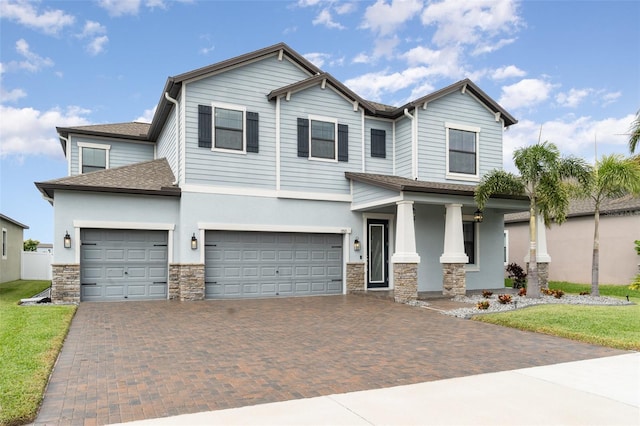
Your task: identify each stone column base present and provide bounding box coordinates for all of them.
[442,263,466,297]
[169,264,205,301]
[51,264,80,303]
[346,262,365,293]
[393,263,418,303]
[537,262,549,289]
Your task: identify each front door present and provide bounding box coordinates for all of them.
[367,219,389,289]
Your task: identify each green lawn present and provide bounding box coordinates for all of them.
[0,281,76,426]
[476,281,640,351]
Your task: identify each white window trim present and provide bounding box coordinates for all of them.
[445,122,480,182]
[78,142,111,174]
[462,215,480,271]
[2,228,7,260]
[308,114,338,163]
[211,102,247,155]
[504,229,509,266]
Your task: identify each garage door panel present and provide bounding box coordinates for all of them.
[205,231,342,299]
[106,267,125,278]
[106,249,126,261]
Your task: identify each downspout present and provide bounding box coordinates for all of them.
[164,92,180,185]
[403,108,417,180]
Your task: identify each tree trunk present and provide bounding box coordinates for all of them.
[527,201,540,298]
[591,207,600,296]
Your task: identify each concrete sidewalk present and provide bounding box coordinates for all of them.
[113,353,639,425]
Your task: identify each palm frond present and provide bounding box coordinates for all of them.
[474,169,525,210]
[629,109,640,154]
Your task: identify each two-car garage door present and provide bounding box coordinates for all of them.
[205,231,343,299]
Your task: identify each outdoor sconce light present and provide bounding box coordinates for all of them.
[353,237,361,252]
[191,233,198,250]
[474,209,484,223]
[63,231,71,249]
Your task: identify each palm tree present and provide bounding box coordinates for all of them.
[629,110,640,154]
[475,141,591,298]
[578,154,640,296]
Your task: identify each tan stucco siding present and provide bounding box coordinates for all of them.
[506,213,640,285]
[0,219,25,283]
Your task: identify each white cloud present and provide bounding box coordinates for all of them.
[80,20,107,37]
[77,21,109,56]
[492,65,526,80]
[600,91,621,107]
[304,52,331,68]
[556,88,591,108]
[0,105,91,158]
[87,36,109,56]
[0,87,27,103]
[0,0,75,35]
[421,0,521,47]
[312,8,345,29]
[345,66,431,101]
[98,0,142,16]
[352,52,372,64]
[471,37,516,55]
[135,106,156,123]
[361,0,423,36]
[1,39,54,73]
[296,0,322,6]
[498,78,555,110]
[372,35,400,59]
[335,2,356,15]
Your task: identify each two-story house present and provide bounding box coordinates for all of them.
[36,43,527,304]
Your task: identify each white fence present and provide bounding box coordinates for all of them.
[21,251,53,280]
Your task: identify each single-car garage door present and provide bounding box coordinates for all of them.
[81,229,168,301]
[205,231,343,299]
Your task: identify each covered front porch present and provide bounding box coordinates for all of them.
[345,172,528,303]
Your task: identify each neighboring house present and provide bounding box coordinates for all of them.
[0,213,29,283]
[35,43,526,303]
[505,196,640,285]
[36,243,54,253]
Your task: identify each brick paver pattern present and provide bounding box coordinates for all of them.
[34,295,626,425]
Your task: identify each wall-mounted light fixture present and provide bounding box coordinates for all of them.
[191,233,198,250]
[353,237,361,252]
[63,231,71,249]
[473,209,484,223]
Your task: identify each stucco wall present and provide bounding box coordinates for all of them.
[506,213,640,285]
[1,218,25,283]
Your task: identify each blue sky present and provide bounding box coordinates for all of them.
[1,0,638,243]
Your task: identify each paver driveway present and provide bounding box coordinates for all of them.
[35,295,625,425]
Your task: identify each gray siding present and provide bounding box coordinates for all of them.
[69,135,154,176]
[156,103,178,178]
[279,85,362,194]
[364,118,393,175]
[417,92,503,183]
[394,117,412,178]
[352,181,398,206]
[183,54,311,189]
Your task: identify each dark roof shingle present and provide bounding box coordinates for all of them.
[505,195,640,222]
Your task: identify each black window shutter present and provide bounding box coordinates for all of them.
[297,118,309,157]
[198,105,212,148]
[338,124,348,162]
[246,111,259,153]
[371,129,386,158]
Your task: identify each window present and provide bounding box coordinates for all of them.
[2,228,7,259]
[504,230,509,265]
[446,123,480,180]
[371,129,386,158]
[78,142,110,174]
[463,221,476,265]
[311,120,335,159]
[198,104,259,153]
[297,117,348,162]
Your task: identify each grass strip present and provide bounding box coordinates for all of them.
[0,281,76,426]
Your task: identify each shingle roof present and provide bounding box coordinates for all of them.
[345,172,527,202]
[0,214,29,229]
[57,122,150,140]
[504,195,640,222]
[35,158,180,200]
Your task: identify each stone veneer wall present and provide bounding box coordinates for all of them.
[169,264,205,301]
[442,263,466,297]
[537,262,549,289]
[346,262,365,293]
[51,264,80,303]
[393,263,418,303]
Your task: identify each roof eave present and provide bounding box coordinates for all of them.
[33,183,182,199]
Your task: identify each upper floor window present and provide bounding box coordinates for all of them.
[371,129,386,158]
[198,104,259,153]
[446,122,480,181]
[78,142,110,174]
[297,116,348,162]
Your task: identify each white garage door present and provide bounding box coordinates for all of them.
[80,229,168,301]
[205,231,343,299]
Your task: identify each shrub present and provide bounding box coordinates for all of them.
[553,289,564,299]
[518,287,527,297]
[482,290,493,298]
[506,263,527,289]
[541,287,553,295]
[630,274,640,291]
[498,294,512,304]
[579,291,589,296]
[476,300,490,310]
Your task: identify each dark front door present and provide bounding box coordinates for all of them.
[367,219,389,289]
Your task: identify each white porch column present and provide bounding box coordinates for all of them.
[524,213,551,263]
[439,203,469,264]
[391,201,420,263]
